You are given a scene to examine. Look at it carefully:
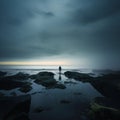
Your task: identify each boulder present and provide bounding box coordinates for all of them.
[0,72,31,90]
[19,84,32,93]
[0,79,25,90]
[60,100,71,104]
[36,72,54,80]
[88,102,120,120]
[0,95,31,120]
[34,78,57,87]
[64,71,93,82]
[33,72,66,89]
[30,71,54,80]
[11,72,30,80]
[33,106,44,113]
[10,92,17,97]
[90,73,120,100]
[34,72,57,88]
[0,92,5,97]
[53,84,66,89]
[0,71,7,77]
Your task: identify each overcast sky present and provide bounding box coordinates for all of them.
[0,0,120,69]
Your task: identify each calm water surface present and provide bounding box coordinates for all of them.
[0,66,103,120]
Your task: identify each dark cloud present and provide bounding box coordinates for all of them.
[69,0,120,24]
[0,0,54,26]
[0,0,120,69]
[33,8,54,17]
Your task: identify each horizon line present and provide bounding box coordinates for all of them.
[0,61,72,66]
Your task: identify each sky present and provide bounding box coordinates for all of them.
[0,0,120,69]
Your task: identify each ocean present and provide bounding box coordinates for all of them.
[0,65,109,120]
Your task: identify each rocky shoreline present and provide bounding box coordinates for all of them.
[64,71,120,120]
[0,70,120,120]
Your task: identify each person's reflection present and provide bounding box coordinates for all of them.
[59,73,62,80]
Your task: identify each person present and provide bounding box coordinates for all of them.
[59,66,62,74]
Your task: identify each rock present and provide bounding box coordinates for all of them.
[30,72,54,80]
[88,102,120,120]
[90,73,120,100]
[54,84,66,89]
[19,85,32,93]
[0,92,5,97]
[64,81,77,84]
[0,72,29,81]
[33,72,66,89]
[29,74,36,79]
[0,78,25,90]
[33,106,44,113]
[64,71,93,82]
[34,72,59,88]
[6,112,30,120]
[33,106,52,113]
[60,100,71,104]
[10,92,17,96]
[94,97,120,109]
[95,73,120,81]
[0,72,31,90]
[0,95,31,120]
[12,72,30,80]
[0,71,7,77]
[35,78,57,87]
[73,92,82,95]
[36,72,54,80]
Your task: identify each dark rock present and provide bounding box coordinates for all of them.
[73,92,82,95]
[19,85,32,93]
[96,73,120,80]
[29,74,36,79]
[88,102,120,120]
[37,71,54,76]
[0,72,29,81]
[64,71,93,82]
[94,97,120,110]
[31,91,45,95]
[0,92,5,97]
[34,72,59,88]
[36,72,54,80]
[0,72,31,90]
[64,81,77,84]
[35,78,57,87]
[60,100,71,104]
[0,79,25,90]
[0,71,7,77]
[0,95,31,120]
[12,72,30,80]
[30,71,54,80]
[10,92,17,96]
[90,73,120,100]
[31,92,38,95]
[33,106,52,113]
[54,84,66,89]
[33,72,66,89]
[6,112,30,120]
[33,106,44,113]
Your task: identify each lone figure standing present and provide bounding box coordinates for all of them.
[59,66,62,74]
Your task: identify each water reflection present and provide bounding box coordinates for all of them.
[0,69,103,120]
[59,73,62,80]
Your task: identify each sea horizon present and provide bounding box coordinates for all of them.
[0,65,120,71]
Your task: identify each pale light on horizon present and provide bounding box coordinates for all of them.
[0,60,71,66]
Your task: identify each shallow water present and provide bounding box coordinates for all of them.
[0,68,103,120]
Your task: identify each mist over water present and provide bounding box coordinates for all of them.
[0,65,87,70]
